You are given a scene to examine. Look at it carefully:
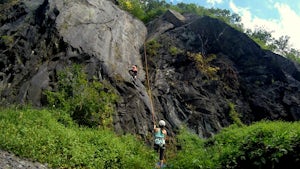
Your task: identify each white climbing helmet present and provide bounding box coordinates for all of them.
[159,120,166,127]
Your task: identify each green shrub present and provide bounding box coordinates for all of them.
[169,46,183,56]
[228,102,244,127]
[45,64,118,128]
[0,107,156,168]
[146,39,161,57]
[1,35,14,47]
[187,52,219,80]
[169,121,300,169]
[168,126,218,169]
[1,106,299,168]
[209,121,300,169]
[117,0,146,21]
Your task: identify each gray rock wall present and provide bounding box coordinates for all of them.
[0,0,155,138]
[52,0,147,81]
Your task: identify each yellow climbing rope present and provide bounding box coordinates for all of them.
[144,43,157,124]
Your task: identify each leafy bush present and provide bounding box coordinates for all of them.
[146,39,161,57]
[209,121,300,169]
[45,64,118,128]
[0,107,156,168]
[187,52,219,80]
[169,46,183,56]
[117,0,146,21]
[168,126,218,169]
[169,121,300,169]
[1,106,299,168]
[228,102,244,127]
[1,35,14,47]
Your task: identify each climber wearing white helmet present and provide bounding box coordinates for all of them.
[154,120,167,168]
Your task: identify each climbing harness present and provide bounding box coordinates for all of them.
[154,128,165,147]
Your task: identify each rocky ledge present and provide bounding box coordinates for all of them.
[0,150,48,169]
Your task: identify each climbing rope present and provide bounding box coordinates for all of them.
[143,43,157,124]
[144,45,170,167]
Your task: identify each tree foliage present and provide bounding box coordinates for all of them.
[117,0,147,21]
[246,28,274,50]
[246,27,300,63]
[45,64,118,128]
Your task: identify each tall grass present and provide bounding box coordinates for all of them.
[0,107,156,168]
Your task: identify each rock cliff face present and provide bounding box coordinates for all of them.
[1,1,300,138]
[0,0,152,138]
[146,11,300,137]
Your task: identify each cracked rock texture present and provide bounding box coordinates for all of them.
[0,150,48,169]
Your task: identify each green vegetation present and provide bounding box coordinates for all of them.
[117,0,147,21]
[246,28,300,63]
[169,46,183,56]
[0,0,20,23]
[169,121,300,169]
[1,35,14,47]
[0,107,155,168]
[245,28,275,51]
[1,1,300,168]
[228,102,244,127]
[286,49,300,63]
[117,0,170,23]
[168,126,214,168]
[0,0,20,9]
[146,39,161,57]
[0,106,299,168]
[45,64,118,128]
[187,52,219,80]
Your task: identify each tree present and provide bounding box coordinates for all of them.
[117,0,146,21]
[45,65,118,128]
[174,2,206,15]
[247,28,273,44]
[274,35,290,55]
[246,28,277,51]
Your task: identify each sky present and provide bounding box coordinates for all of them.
[167,0,300,51]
